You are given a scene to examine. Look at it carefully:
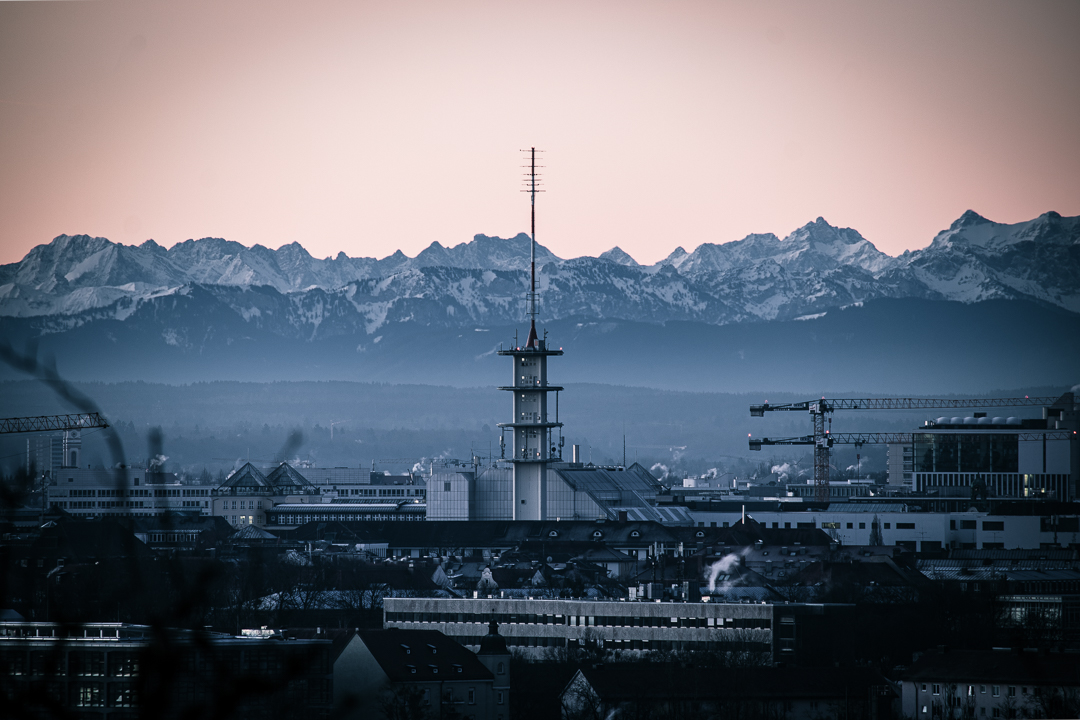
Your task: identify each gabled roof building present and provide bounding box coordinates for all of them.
[332,627,507,720]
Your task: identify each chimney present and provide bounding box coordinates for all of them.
[572,445,581,463]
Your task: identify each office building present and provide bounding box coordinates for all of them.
[46,467,205,519]
[384,596,849,665]
[0,622,333,719]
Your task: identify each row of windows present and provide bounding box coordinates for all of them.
[70,682,138,708]
[0,651,137,678]
[449,633,767,653]
[700,518,1030,534]
[268,513,423,524]
[923,682,1028,698]
[223,500,263,510]
[386,612,770,630]
[916,473,1069,500]
[345,488,424,497]
[56,487,200,498]
[53,501,160,510]
[949,520,1006,531]
[147,533,200,544]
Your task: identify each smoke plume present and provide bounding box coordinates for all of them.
[705,549,750,593]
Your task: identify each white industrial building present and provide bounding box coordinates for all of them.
[685,501,1080,551]
[427,460,692,525]
[46,467,207,518]
[214,462,427,529]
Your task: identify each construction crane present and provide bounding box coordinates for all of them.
[749,395,1064,502]
[749,430,1072,450]
[0,412,109,434]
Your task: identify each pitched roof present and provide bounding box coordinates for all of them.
[357,629,494,683]
[283,520,679,548]
[218,462,270,490]
[266,462,316,491]
[31,518,153,561]
[126,514,233,535]
[553,463,663,503]
[230,524,278,540]
[904,649,1080,685]
[571,665,892,702]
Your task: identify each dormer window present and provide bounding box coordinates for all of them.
[592,531,603,538]
[429,665,438,674]
[401,644,411,654]
[406,665,416,674]
[695,531,705,538]
[630,531,640,538]
[548,530,559,538]
[453,664,463,673]
[428,644,437,654]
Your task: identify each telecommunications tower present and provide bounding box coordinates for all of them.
[497,148,563,521]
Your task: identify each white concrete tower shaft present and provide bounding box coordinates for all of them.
[497,340,563,520]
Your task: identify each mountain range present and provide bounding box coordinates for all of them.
[2,210,1078,326]
[0,210,1077,392]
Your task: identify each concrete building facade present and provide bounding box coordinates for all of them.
[685,503,1080,551]
[384,597,848,665]
[46,468,208,519]
[0,622,333,719]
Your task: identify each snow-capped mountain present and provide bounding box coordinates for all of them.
[1,211,1077,336]
[904,210,1080,312]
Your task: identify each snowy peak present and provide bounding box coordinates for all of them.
[671,219,891,277]
[598,246,639,266]
[928,210,1080,252]
[414,232,561,271]
[781,218,894,274]
[662,246,689,269]
[908,210,1080,312]
[950,209,992,231]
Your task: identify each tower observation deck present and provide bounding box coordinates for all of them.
[496,335,563,520]
[497,339,563,452]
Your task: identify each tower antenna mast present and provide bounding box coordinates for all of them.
[522,147,544,347]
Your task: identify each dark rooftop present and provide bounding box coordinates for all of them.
[904,648,1080,685]
[358,629,494,683]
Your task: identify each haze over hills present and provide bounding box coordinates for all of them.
[0,210,1077,393]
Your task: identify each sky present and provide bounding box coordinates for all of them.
[1,0,1078,267]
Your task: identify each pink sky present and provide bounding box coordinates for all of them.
[1,0,1078,267]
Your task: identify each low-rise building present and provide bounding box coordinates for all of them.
[900,648,1080,719]
[684,501,1080,551]
[0,622,333,719]
[384,596,851,665]
[562,664,895,720]
[213,463,426,529]
[46,468,209,519]
[333,626,509,720]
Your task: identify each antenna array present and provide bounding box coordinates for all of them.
[521,148,545,326]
